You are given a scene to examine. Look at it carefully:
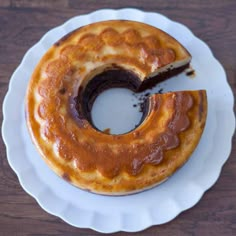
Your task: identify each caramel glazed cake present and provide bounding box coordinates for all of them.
[26,20,207,195]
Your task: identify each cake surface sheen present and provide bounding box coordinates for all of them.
[26,20,207,195]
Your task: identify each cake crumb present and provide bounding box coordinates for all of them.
[185,65,196,78]
[103,128,111,134]
[186,70,195,77]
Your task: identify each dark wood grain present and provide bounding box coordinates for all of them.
[0,0,235,235]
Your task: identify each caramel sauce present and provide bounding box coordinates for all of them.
[33,22,196,179]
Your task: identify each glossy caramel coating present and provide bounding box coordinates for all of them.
[26,20,207,195]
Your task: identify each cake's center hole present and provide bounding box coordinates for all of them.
[91,88,143,135]
[81,68,148,135]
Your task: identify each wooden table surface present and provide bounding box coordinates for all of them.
[0,1,235,235]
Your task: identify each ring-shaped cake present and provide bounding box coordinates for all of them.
[26,20,207,195]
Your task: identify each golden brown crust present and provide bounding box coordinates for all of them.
[26,20,207,195]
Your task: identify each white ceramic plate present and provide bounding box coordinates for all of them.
[2,9,235,233]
